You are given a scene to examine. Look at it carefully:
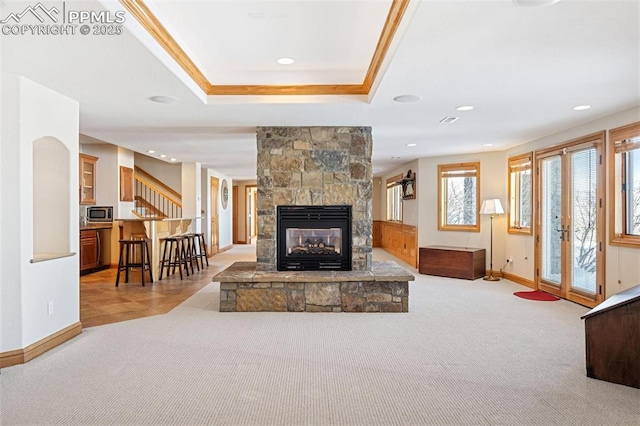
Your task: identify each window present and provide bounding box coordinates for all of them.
[386,174,403,222]
[508,153,533,234]
[438,162,480,231]
[610,121,640,247]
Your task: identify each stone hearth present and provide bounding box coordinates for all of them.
[215,261,414,313]
[256,127,373,271]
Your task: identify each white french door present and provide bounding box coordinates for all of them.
[535,133,605,307]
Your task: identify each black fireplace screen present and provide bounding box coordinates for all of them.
[285,228,342,256]
[277,205,351,271]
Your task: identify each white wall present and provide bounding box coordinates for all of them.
[116,147,135,219]
[504,106,640,297]
[181,162,202,224]
[380,159,420,226]
[412,152,507,272]
[134,152,181,194]
[1,74,79,352]
[79,141,119,208]
[372,177,383,221]
[33,137,70,254]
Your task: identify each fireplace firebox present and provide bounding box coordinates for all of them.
[277,205,352,271]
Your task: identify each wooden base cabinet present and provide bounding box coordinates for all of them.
[80,230,99,272]
[419,246,485,280]
[379,221,417,267]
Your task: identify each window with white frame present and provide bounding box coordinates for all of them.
[386,175,403,222]
[610,122,640,247]
[508,153,533,234]
[438,162,480,231]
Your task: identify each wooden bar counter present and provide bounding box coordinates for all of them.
[116,217,202,280]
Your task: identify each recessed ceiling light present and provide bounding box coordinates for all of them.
[149,95,179,104]
[160,154,166,158]
[573,105,591,111]
[276,57,294,65]
[170,158,177,162]
[393,95,421,103]
[514,0,562,7]
[440,116,459,124]
[456,105,474,111]
[483,143,493,147]
[406,143,417,147]
[147,150,155,154]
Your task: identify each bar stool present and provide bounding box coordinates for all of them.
[193,232,209,267]
[115,239,153,287]
[159,236,189,280]
[182,234,197,274]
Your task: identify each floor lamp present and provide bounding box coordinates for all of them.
[480,199,504,281]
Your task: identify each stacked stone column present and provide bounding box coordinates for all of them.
[256,127,373,271]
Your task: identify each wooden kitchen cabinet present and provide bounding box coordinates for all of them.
[79,153,98,205]
[80,230,99,272]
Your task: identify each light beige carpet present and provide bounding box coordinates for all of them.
[1,246,638,425]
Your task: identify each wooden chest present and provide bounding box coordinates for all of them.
[419,246,485,280]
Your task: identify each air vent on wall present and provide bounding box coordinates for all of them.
[439,116,459,124]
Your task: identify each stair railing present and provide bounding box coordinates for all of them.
[133,167,182,218]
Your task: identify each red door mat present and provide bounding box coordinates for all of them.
[513,290,560,301]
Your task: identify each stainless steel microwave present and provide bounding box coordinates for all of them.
[86,206,113,222]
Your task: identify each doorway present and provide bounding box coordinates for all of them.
[210,177,219,255]
[246,185,257,244]
[535,132,605,307]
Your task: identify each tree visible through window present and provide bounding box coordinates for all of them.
[610,121,640,247]
[508,153,532,234]
[438,162,480,232]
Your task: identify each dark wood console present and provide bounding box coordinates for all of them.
[419,246,486,280]
[581,285,640,389]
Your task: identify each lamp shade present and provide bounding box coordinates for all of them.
[480,199,504,215]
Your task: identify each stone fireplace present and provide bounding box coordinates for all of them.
[213,126,414,313]
[256,127,373,272]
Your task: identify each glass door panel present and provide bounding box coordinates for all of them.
[541,156,563,286]
[535,134,604,308]
[570,148,597,295]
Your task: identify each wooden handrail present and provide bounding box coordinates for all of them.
[134,174,182,208]
[133,196,167,218]
[134,166,182,201]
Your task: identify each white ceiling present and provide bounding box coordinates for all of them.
[1,0,639,180]
[144,0,393,85]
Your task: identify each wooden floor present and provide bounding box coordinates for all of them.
[80,262,214,328]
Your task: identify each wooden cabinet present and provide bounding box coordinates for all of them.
[379,221,418,267]
[120,166,134,202]
[80,230,99,272]
[419,246,485,280]
[79,154,98,205]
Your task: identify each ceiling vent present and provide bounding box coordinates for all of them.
[439,116,459,124]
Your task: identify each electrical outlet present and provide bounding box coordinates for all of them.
[47,301,54,315]
[506,257,513,264]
